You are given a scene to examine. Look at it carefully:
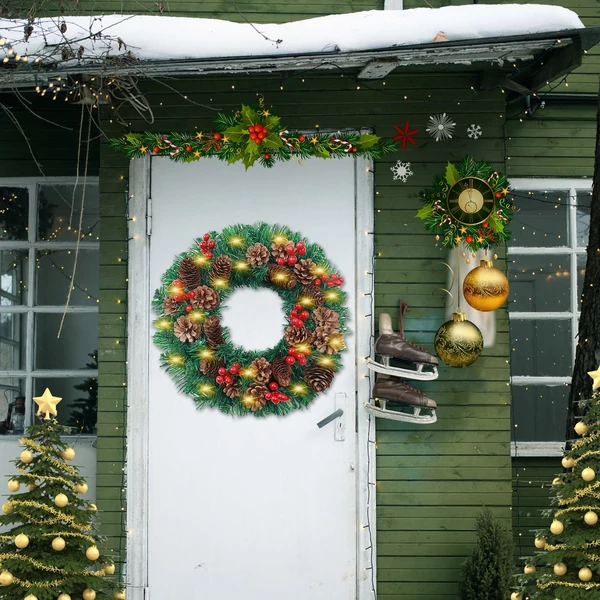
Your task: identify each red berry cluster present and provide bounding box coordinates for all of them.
[289,302,310,329]
[265,381,289,404]
[286,345,310,367]
[275,240,306,267]
[313,273,344,287]
[249,123,268,145]
[215,363,241,386]
[465,235,473,243]
[199,232,216,259]
[171,279,197,310]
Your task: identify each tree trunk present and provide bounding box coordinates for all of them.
[566,84,600,437]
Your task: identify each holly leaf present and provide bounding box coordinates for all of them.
[416,205,434,220]
[240,105,260,127]
[125,133,142,146]
[263,133,284,149]
[487,214,504,234]
[224,125,247,142]
[242,152,259,170]
[445,162,460,186]
[357,133,380,149]
[314,147,330,158]
[264,115,281,130]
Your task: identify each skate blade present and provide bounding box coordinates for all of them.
[364,401,437,425]
[366,358,439,381]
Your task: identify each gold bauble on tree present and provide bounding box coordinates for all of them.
[87,503,98,512]
[54,493,69,507]
[584,511,598,526]
[74,482,89,494]
[462,259,509,312]
[104,563,116,575]
[86,545,100,560]
[58,594,71,600]
[552,477,563,487]
[0,570,14,585]
[550,520,564,535]
[582,467,596,482]
[562,456,575,469]
[2,502,12,515]
[579,567,593,582]
[554,562,567,576]
[510,593,522,600]
[83,589,96,600]
[24,595,38,600]
[524,564,536,574]
[7,479,19,492]
[62,447,75,461]
[15,533,29,548]
[534,537,546,549]
[434,310,483,368]
[52,536,66,551]
[20,449,33,464]
[114,591,126,599]
[575,421,589,436]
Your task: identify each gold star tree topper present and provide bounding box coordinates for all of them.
[33,388,62,420]
[589,366,600,391]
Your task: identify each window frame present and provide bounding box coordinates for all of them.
[0,176,99,434]
[508,177,591,457]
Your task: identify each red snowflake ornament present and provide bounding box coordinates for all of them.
[392,121,419,149]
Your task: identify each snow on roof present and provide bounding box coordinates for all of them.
[0,4,584,64]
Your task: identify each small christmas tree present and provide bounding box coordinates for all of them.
[0,388,124,600]
[458,508,514,600]
[516,368,600,599]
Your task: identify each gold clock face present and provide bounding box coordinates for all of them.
[446,177,495,225]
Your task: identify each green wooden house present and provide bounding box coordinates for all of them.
[0,1,598,598]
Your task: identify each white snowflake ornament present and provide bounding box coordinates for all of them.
[467,124,482,139]
[426,113,456,142]
[391,160,413,182]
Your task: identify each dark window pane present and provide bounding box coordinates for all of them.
[1,250,27,305]
[35,313,98,370]
[0,313,25,371]
[510,319,572,377]
[0,188,28,241]
[576,190,592,248]
[578,253,586,311]
[507,254,570,312]
[0,379,26,435]
[37,184,99,242]
[33,376,97,433]
[512,385,569,442]
[510,190,568,247]
[36,249,99,306]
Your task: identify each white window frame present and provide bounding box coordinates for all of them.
[509,178,591,457]
[0,176,99,432]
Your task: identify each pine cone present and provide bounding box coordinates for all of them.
[271,241,288,259]
[178,257,201,290]
[246,243,270,267]
[162,296,180,315]
[243,383,268,411]
[210,255,232,283]
[284,325,310,346]
[190,285,220,310]
[303,365,334,392]
[272,357,292,387]
[294,259,316,285]
[204,315,225,349]
[267,264,298,290]
[313,307,340,329]
[223,381,241,399]
[249,357,271,384]
[200,357,225,378]
[299,284,324,307]
[314,326,344,355]
[173,316,201,343]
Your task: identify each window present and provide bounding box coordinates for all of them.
[0,178,99,435]
[508,179,591,456]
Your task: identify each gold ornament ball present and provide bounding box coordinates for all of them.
[83,589,96,600]
[24,595,37,600]
[434,311,483,368]
[552,477,563,487]
[575,421,589,436]
[58,594,71,600]
[15,533,29,549]
[27,483,37,491]
[7,479,19,492]
[74,482,89,494]
[2,502,13,515]
[579,567,593,582]
[87,503,98,512]
[550,520,564,535]
[52,536,66,551]
[511,593,522,600]
[466,259,471,264]
[553,563,567,576]
[104,563,116,575]
[462,259,509,312]
[62,447,75,461]
[462,252,466,258]
[582,467,596,482]
[114,592,126,600]
[54,493,68,508]
[20,450,33,464]
[524,564,536,574]
[86,545,100,560]
[562,456,575,469]
[534,537,546,549]
[0,570,14,586]
[584,511,599,526]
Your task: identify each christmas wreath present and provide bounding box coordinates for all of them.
[416,156,513,251]
[153,223,348,416]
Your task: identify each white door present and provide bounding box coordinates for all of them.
[143,157,368,599]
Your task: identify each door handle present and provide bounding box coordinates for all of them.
[317,408,344,429]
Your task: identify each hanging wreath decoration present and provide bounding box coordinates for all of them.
[153,223,348,416]
[416,156,513,251]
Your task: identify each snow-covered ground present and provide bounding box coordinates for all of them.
[0,5,584,64]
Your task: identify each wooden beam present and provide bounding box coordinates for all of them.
[530,36,582,91]
[358,58,399,80]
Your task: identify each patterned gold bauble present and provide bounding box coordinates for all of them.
[534,537,546,549]
[62,447,75,461]
[584,511,598,526]
[550,520,564,535]
[58,594,71,600]
[462,259,509,312]
[104,563,116,575]
[2,502,12,515]
[510,593,522,600]
[562,456,575,469]
[20,450,33,464]
[54,493,68,508]
[7,479,19,492]
[434,310,483,368]
[86,545,100,560]
[0,570,14,585]
[52,536,66,551]
[582,467,596,482]
[554,562,567,576]
[579,567,593,582]
[524,564,536,574]
[15,533,29,548]
[552,477,564,487]
[83,589,96,600]
[74,482,89,494]
[114,591,126,599]
[87,503,98,512]
[575,421,589,436]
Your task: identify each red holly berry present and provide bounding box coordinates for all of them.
[214,143,221,151]
[338,277,344,284]
[203,233,211,241]
[285,244,296,255]
[287,256,298,266]
[208,240,216,249]
[299,135,305,142]
[271,395,280,404]
[288,348,297,356]
[250,133,258,141]
[213,133,222,141]
[295,303,302,311]
[322,274,329,281]
[215,376,224,384]
[291,318,304,328]
[297,246,306,255]
[248,126,255,133]
[279,394,290,402]
[185,305,193,313]
[174,294,185,302]
[254,139,261,145]
[205,251,213,259]
[254,123,263,132]
[268,382,279,391]
[465,235,473,243]
[265,392,273,401]
[327,281,334,287]
[314,279,322,286]
[224,375,233,385]
[199,242,208,251]
[153,146,160,154]
[352,147,358,153]
[218,367,227,376]
[300,310,310,321]
[297,356,307,366]
[186,145,192,153]
[483,222,489,229]
[264,154,271,160]
[495,191,502,198]
[233,362,241,369]
[276,257,285,265]
[290,310,298,318]
[187,291,196,299]
[229,366,239,375]
[173,279,183,288]
[285,356,296,365]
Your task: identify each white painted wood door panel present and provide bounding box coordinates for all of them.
[147,157,358,599]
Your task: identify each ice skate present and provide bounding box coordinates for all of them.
[365,377,437,425]
[367,302,439,381]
